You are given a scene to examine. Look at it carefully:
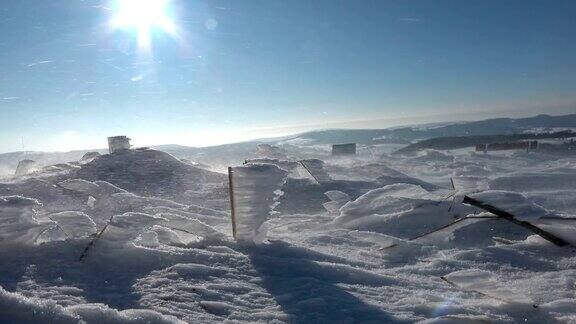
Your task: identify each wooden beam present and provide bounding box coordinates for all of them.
[79,214,115,262]
[462,195,570,247]
[299,160,320,184]
[228,167,237,239]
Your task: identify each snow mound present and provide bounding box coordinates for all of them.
[333,184,474,239]
[335,183,432,221]
[491,172,576,191]
[254,143,287,159]
[357,163,441,191]
[410,150,455,163]
[74,149,226,201]
[245,158,305,178]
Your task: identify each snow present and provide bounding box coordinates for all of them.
[468,190,554,221]
[1,141,576,323]
[0,285,183,323]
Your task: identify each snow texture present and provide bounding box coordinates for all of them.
[1,138,576,323]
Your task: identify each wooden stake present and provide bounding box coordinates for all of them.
[299,160,320,184]
[228,167,237,239]
[79,214,115,262]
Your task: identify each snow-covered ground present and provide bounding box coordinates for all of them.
[1,144,576,323]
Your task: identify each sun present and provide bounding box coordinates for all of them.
[110,0,177,51]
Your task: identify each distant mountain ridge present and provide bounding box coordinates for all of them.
[1,113,575,176]
[288,113,576,145]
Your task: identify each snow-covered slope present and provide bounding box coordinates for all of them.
[1,140,576,323]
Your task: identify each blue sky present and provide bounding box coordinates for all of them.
[1,0,575,152]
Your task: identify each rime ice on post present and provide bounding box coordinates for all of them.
[228,164,288,243]
[14,159,38,177]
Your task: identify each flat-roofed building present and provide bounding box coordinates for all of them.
[107,136,131,154]
[332,143,357,155]
[475,141,538,152]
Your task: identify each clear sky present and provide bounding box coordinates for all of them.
[1,0,575,152]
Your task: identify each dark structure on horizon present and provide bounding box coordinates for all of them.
[107,136,131,154]
[476,141,538,153]
[332,143,357,156]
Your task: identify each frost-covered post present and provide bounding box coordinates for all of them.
[228,166,237,238]
[227,164,288,243]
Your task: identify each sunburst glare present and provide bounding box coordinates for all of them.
[110,0,177,52]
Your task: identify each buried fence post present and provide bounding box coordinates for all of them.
[461,195,570,247]
[228,167,237,239]
[299,160,320,184]
[78,214,115,262]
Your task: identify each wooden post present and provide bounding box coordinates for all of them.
[462,195,570,247]
[299,160,320,184]
[228,167,237,239]
[79,214,115,262]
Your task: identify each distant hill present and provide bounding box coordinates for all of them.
[394,130,576,154]
[1,113,575,175]
[287,113,576,145]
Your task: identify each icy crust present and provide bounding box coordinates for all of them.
[331,184,473,239]
[1,177,228,248]
[330,183,564,243]
[0,196,99,245]
[322,190,351,214]
[450,176,490,194]
[0,286,183,324]
[46,211,97,239]
[0,196,46,244]
[59,178,127,198]
[468,190,553,221]
[231,164,288,243]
